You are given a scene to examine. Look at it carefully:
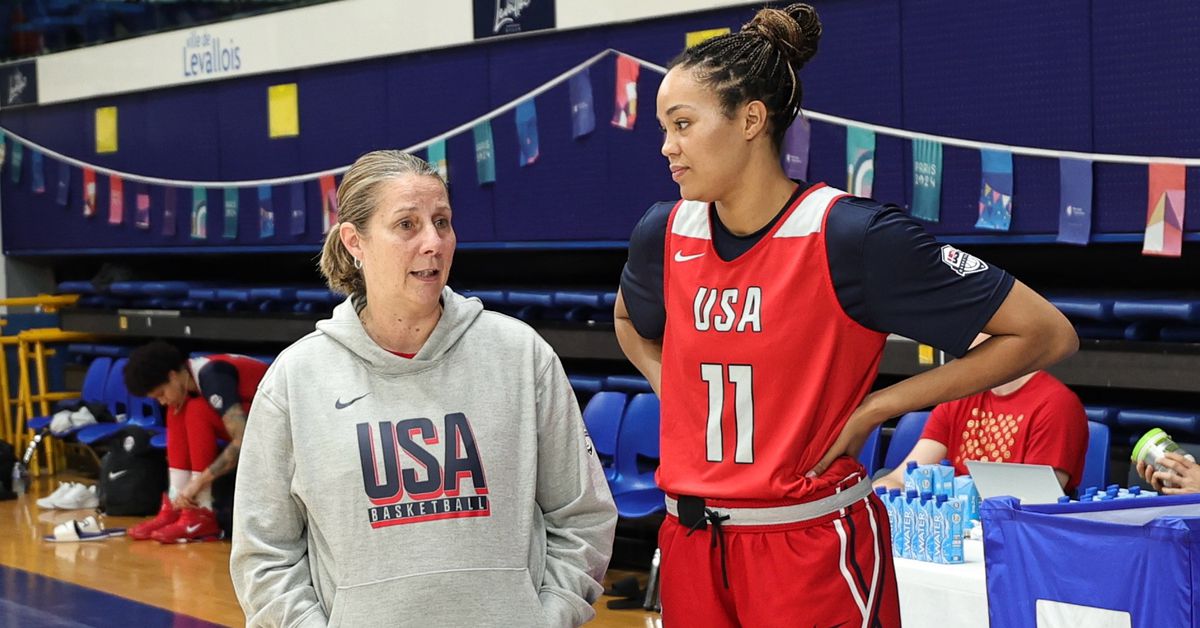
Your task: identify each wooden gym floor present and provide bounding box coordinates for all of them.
[0,472,660,627]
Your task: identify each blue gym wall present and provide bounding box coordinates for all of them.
[3,1,1199,255]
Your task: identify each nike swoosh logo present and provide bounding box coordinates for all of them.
[335,393,371,410]
[108,470,128,481]
[674,251,705,262]
[185,524,202,534]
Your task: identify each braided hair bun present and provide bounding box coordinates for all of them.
[742,4,822,71]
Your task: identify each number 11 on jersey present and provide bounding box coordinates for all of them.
[701,363,755,463]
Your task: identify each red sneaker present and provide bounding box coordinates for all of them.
[151,506,222,544]
[128,494,179,541]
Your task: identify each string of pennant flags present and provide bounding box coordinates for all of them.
[0,47,1196,256]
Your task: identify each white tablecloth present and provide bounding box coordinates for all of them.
[893,539,989,627]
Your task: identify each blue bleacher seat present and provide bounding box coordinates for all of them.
[150,432,168,449]
[216,288,253,311]
[82,358,114,404]
[79,392,165,446]
[460,290,506,308]
[882,411,931,471]
[505,290,558,321]
[92,345,125,357]
[1084,406,1119,426]
[296,288,339,302]
[858,425,883,476]
[111,281,197,297]
[67,343,95,357]
[1073,322,1131,341]
[249,287,298,301]
[1116,409,1200,438]
[567,375,604,395]
[249,287,300,312]
[603,375,654,394]
[611,393,665,518]
[56,280,97,294]
[1113,299,1200,324]
[582,391,627,482]
[506,290,555,308]
[601,292,617,309]
[27,357,112,433]
[77,358,138,445]
[553,290,613,322]
[1158,326,1200,343]
[126,393,164,426]
[145,282,197,297]
[216,289,250,301]
[1123,322,1159,341]
[102,358,130,418]
[295,289,340,313]
[1079,422,1110,492]
[552,291,605,309]
[1047,296,1115,322]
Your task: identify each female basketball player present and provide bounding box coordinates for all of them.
[615,5,1078,626]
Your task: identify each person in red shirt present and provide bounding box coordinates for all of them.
[123,341,268,543]
[615,5,1078,627]
[875,336,1088,492]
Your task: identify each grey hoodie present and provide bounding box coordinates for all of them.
[231,288,617,627]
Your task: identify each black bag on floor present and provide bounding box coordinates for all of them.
[0,440,16,501]
[98,427,167,516]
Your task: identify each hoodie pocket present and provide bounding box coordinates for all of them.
[327,567,544,628]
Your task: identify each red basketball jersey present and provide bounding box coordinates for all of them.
[659,184,888,502]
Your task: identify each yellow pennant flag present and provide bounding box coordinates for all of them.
[95,107,118,154]
[268,83,300,138]
[686,28,730,49]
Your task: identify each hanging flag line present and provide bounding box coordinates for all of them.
[1,48,1196,189]
[0,48,638,189]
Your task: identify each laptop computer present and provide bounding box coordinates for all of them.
[965,460,1065,505]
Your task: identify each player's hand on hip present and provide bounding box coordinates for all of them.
[807,400,886,478]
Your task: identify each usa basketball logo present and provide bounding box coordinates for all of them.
[356,412,490,528]
[940,245,988,277]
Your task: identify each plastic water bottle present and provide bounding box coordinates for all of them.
[1132,428,1196,489]
[11,462,25,496]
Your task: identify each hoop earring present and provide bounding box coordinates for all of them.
[353,257,363,270]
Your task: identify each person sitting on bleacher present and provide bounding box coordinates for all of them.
[875,334,1088,493]
[123,341,268,543]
